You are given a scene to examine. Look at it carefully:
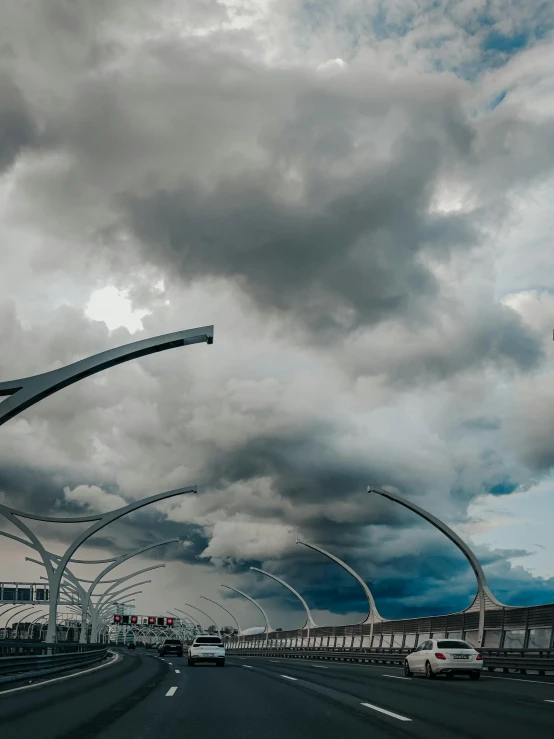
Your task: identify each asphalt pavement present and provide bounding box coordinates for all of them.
[0,648,553,738]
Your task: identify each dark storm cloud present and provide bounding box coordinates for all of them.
[0,460,96,515]
[1,0,554,624]
[0,73,37,174]
[226,527,554,622]
[125,143,449,337]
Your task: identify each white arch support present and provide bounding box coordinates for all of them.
[220,584,273,643]
[199,596,241,637]
[368,485,506,648]
[185,603,220,636]
[250,567,317,639]
[296,539,383,646]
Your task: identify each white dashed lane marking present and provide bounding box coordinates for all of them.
[383,674,411,680]
[175,670,180,674]
[165,687,178,697]
[281,675,298,681]
[243,665,254,669]
[360,703,412,722]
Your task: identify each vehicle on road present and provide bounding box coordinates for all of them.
[188,635,225,667]
[158,638,183,657]
[404,639,483,680]
[127,642,136,650]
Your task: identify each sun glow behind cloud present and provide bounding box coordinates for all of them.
[85,286,151,333]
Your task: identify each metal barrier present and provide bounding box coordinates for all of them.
[229,645,554,676]
[0,642,109,686]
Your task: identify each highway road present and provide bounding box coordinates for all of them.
[1,649,554,738]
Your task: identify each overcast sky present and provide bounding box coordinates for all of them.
[1,1,554,632]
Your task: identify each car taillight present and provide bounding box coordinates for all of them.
[476,654,483,661]
[435,652,446,660]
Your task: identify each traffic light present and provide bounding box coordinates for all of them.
[131,615,138,624]
[166,617,174,626]
[157,617,164,626]
[113,615,121,623]
[148,617,155,625]
[122,615,129,625]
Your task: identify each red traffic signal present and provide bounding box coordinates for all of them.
[166,617,174,626]
[131,615,138,624]
[148,617,155,624]
[113,615,121,623]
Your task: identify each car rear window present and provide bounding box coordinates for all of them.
[194,637,223,645]
[436,640,472,649]
[165,639,181,644]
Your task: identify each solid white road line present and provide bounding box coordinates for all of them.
[0,651,121,698]
[175,670,180,674]
[312,665,329,669]
[482,675,554,686]
[383,674,411,680]
[360,702,412,722]
[168,662,172,665]
[269,660,281,663]
[243,665,254,669]
[281,675,298,681]
[165,687,178,697]
[545,700,554,703]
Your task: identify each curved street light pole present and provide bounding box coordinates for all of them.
[199,596,241,638]
[25,543,172,642]
[0,487,195,644]
[296,539,382,646]
[0,604,30,622]
[220,584,272,644]
[185,603,220,636]
[6,606,35,634]
[0,326,214,426]
[368,485,505,648]
[175,608,202,631]
[76,539,178,643]
[29,612,47,640]
[250,567,316,641]
[0,324,213,644]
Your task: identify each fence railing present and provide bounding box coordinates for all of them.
[228,645,554,676]
[0,641,109,686]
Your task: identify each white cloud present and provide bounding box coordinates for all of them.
[201,521,297,561]
[62,485,127,514]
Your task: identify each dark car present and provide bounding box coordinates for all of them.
[127,642,136,650]
[158,639,183,657]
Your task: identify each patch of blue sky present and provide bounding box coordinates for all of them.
[371,4,416,41]
[488,89,508,111]
[483,30,529,53]
[485,479,518,497]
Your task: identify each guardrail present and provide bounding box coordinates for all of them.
[0,642,109,686]
[228,646,554,676]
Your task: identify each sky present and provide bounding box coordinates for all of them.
[1,0,554,632]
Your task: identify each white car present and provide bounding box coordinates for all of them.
[404,638,483,680]
[188,635,226,667]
